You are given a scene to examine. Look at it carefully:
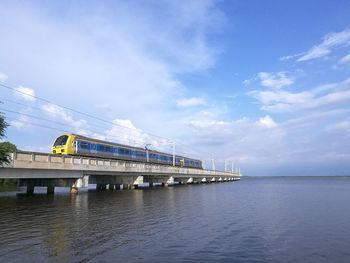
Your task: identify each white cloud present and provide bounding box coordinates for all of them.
[257,115,277,128]
[176,97,206,107]
[279,52,305,61]
[14,86,36,101]
[0,1,226,143]
[185,119,229,128]
[339,53,350,64]
[283,29,350,62]
[103,118,172,152]
[41,104,87,133]
[93,103,112,111]
[9,114,28,129]
[0,72,7,82]
[104,119,146,146]
[250,78,350,112]
[327,120,350,134]
[242,79,252,85]
[257,71,294,89]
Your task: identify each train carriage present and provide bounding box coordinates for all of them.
[51,134,202,169]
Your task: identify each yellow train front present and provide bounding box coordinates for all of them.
[51,134,203,169]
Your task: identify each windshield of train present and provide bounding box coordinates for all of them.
[53,135,68,146]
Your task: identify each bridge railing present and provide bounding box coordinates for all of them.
[7,151,240,177]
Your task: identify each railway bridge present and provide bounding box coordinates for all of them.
[0,151,240,194]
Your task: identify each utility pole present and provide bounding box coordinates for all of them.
[172,141,175,166]
[231,162,234,173]
[211,155,215,171]
[224,159,227,172]
[145,144,151,163]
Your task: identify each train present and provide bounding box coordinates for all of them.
[51,134,203,169]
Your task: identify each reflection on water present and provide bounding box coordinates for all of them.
[1,178,350,262]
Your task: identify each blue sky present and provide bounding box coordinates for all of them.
[1,0,350,175]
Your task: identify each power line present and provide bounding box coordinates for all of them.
[2,108,153,149]
[0,83,171,141]
[0,83,212,158]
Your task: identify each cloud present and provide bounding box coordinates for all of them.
[93,103,112,111]
[9,114,28,129]
[41,104,87,134]
[339,53,350,64]
[327,120,350,135]
[183,115,286,168]
[242,79,252,85]
[185,119,229,128]
[103,118,172,152]
[257,115,277,128]
[250,78,350,112]
[279,52,305,61]
[0,72,7,82]
[282,29,350,62]
[13,86,36,101]
[257,72,294,89]
[104,119,147,147]
[176,97,206,107]
[0,1,226,143]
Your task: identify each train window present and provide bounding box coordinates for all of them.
[119,148,131,155]
[136,151,146,157]
[54,135,68,146]
[80,142,88,149]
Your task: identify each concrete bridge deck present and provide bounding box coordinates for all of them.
[0,151,240,194]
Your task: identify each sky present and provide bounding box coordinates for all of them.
[1,0,350,176]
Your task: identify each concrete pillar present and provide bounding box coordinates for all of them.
[27,185,34,195]
[211,177,216,183]
[133,176,144,188]
[201,177,207,183]
[187,177,194,184]
[47,185,55,195]
[73,176,89,188]
[96,184,107,191]
[165,176,174,187]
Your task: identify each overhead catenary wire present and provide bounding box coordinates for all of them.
[0,83,211,158]
[5,116,200,158]
[0,83,170,141]
[2,108,151,149]
[2,104,201,157]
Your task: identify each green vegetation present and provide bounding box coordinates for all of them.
[0,112,17,186]
[0,112,16,166]
[0,141,17,165]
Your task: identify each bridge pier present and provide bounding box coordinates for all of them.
[47,185,55,195]
[165,176,175,187]
[96,184,107,191]
[2,151,241,195]
[26,184,34,195]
